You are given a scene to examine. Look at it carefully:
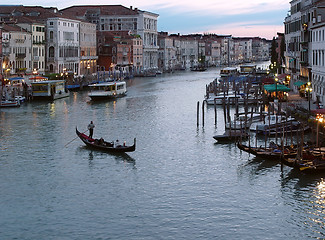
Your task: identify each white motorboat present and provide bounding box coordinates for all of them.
[249,115,296,132]
[15,96,26,103]
[0,99,20,108]
[88,81,127,100]
[226,112,266,130]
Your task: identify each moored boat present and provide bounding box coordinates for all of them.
[0,99,20,108]
[76,128,136,153]
[213,130,248,143]
[282,155,325,173]
[30,80,69,100]
[220,67,238,77]
[237,142,298,160]
[88,81,127,101]
[249,115,296,133]
[225,112,266,130]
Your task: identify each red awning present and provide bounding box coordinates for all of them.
[311,109,325,114]
[29,76,48,80]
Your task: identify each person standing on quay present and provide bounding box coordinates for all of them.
[88,121,95,138]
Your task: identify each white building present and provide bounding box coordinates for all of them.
[135,10,159,72]
[16,21,46,74]
[311,22,325,104]
[47,17,80,75]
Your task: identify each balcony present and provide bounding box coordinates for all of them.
[299,60,309,67]
[15,53,26,59]
[33,40,46,45]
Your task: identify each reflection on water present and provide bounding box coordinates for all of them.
[2,62,325,239]
[280,169,325,239]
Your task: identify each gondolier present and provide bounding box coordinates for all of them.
[88,121,95,138]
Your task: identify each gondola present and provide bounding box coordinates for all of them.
[76,128,136,153]
[237,142,297,160]
[281,150,325,173]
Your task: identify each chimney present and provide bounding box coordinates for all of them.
[135,8,138,12]
[130,6,132,10]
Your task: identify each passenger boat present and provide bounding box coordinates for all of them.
[30,80,69,100]
[76,128,136,153]
[239,64,256,74]
[220,67,238,77]
[88,81,127,101]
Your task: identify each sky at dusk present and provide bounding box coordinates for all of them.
[12,0,289,40]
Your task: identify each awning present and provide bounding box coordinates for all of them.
[294,80,306,87]
[311,109,325,114]
[8,77,24,81]
[29,76,48,80]
[264,84,291,92]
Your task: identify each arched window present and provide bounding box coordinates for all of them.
[49,31,53,40]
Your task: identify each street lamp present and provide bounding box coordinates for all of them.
[275,74,278,100]
[317,115,324,148]
[306,82,312,112]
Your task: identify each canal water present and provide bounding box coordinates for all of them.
[1,63,325,239]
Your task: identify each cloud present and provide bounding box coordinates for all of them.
[48,0,289,16]
[116,0,289,16]
[203,21,284,39]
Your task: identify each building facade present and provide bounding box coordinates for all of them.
[60,5,159,73]
[46,17,80,75]
[16,21,46,74]
[310,1,325,104]
[284,0,303,90]
[2,24,32,75]
[79,21,98,76]
[284,0,325,104]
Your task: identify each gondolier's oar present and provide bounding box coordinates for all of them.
[64,129,88,148]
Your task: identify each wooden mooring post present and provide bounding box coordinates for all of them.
[197,101,200,127]
[202,100,206,127]
[214,98,217,126]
